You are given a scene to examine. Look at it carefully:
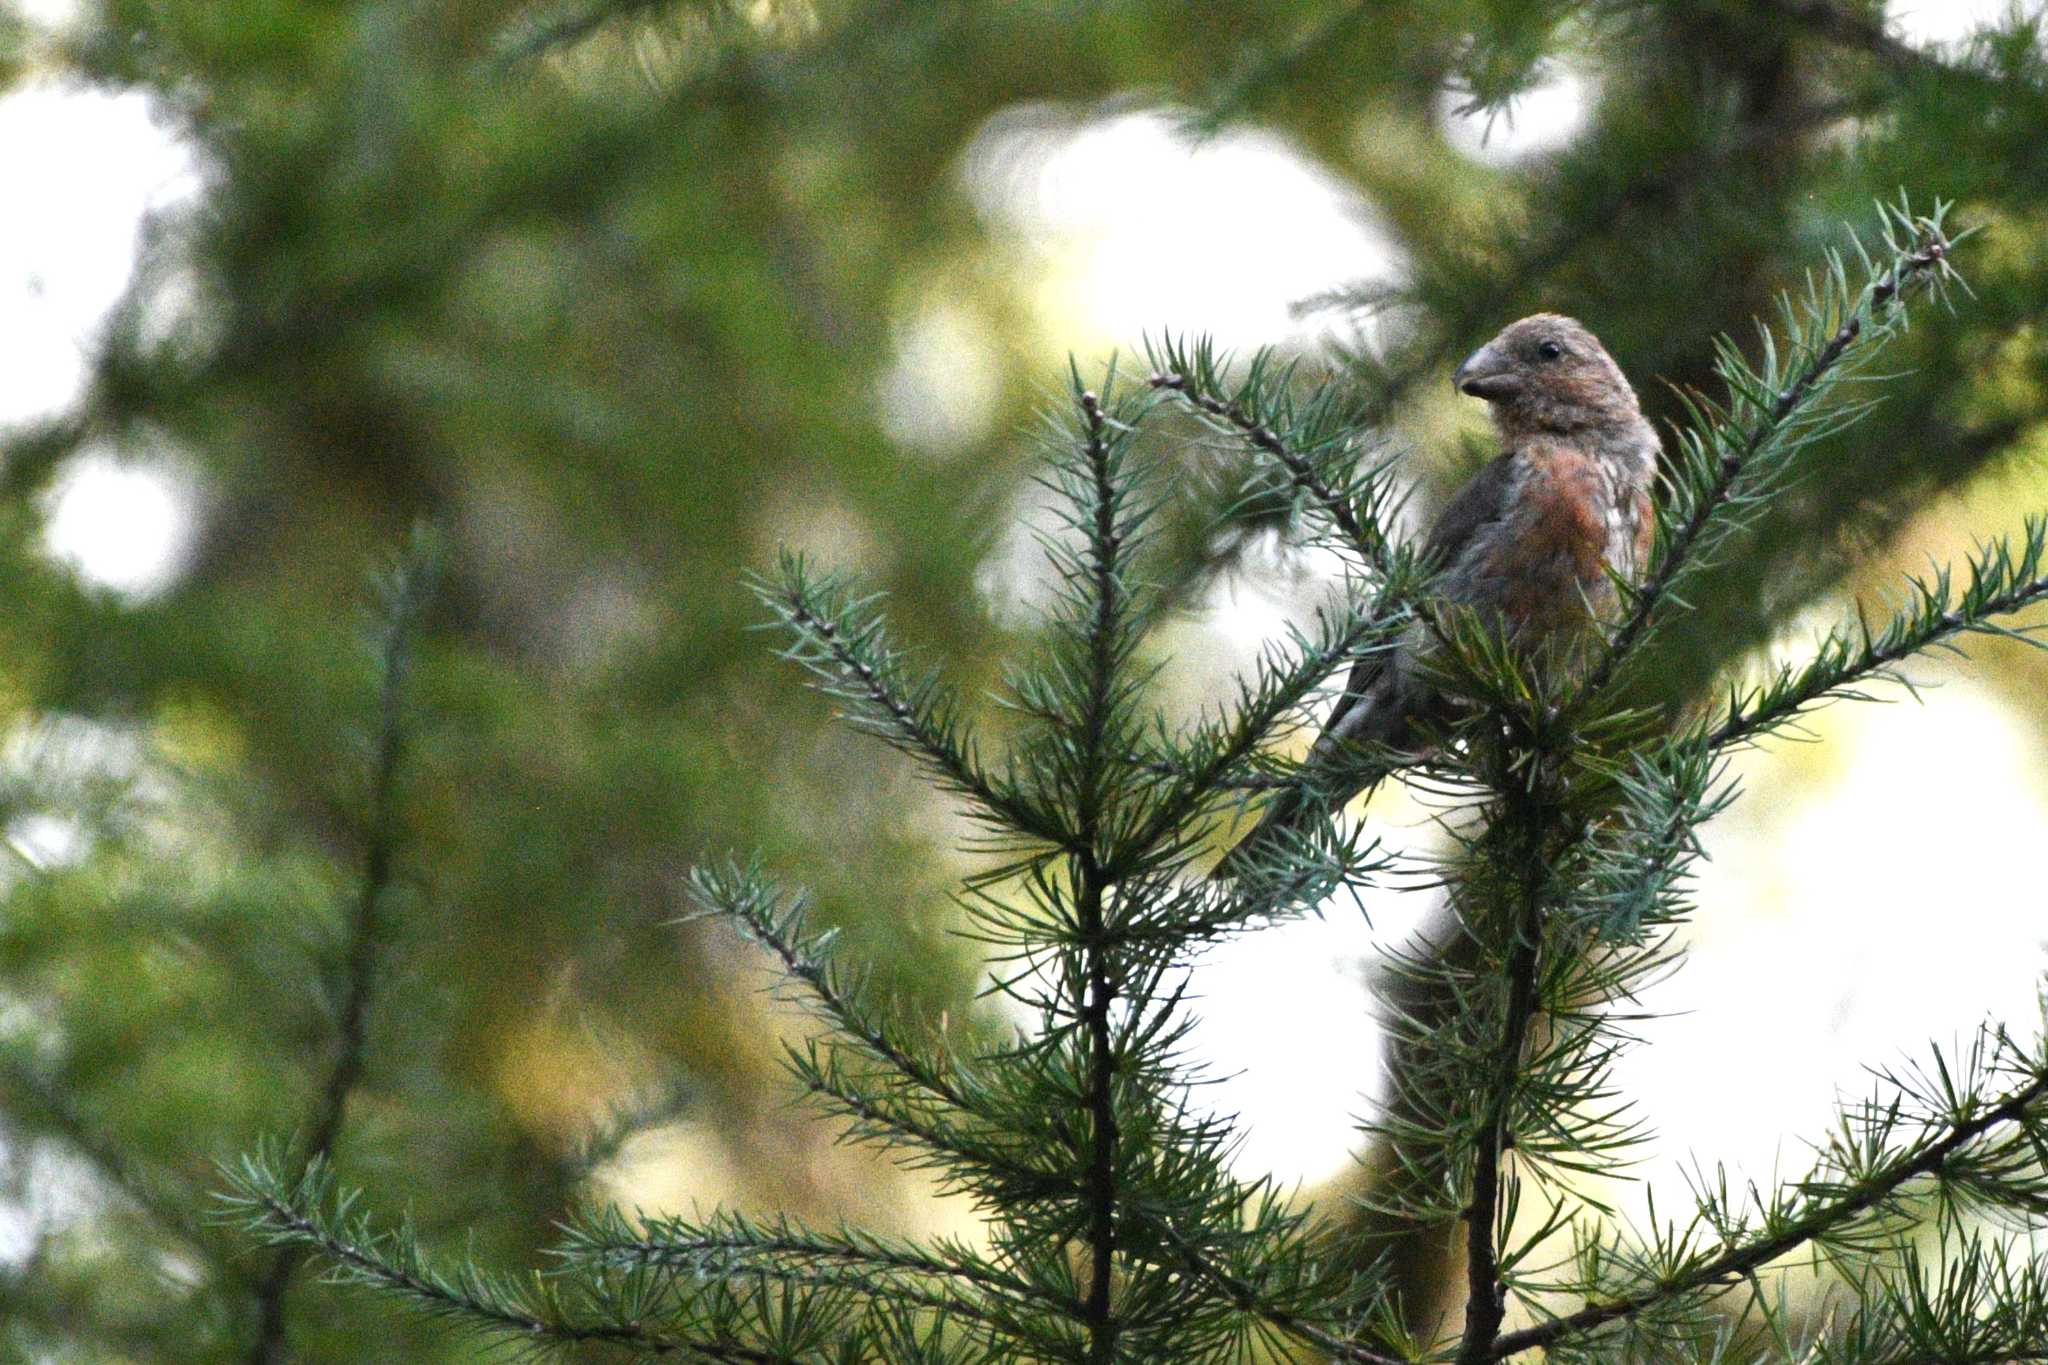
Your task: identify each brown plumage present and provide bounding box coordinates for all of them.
[1214,314,1659,881]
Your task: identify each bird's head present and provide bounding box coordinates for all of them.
[1453,314,1641,437]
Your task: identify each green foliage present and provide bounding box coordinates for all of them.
[224,203,2048,1363]
[11,0,2048,1360]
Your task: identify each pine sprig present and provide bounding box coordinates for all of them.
[1489,1027,2048,1360]
[1135,572,1418,857]
[221,1150,718,1359]
[1005,372,1164,866]
[689,858,983,1118]
[1583,194,1967,701]
[750,552,1070,852]
[558,1204,1086,1341]
[1711,515,2048,750]
[1571,740,1736,942]
[1144,333,1408,575]
[1817,1238,2048,1365]
[1143,1213,1410,1365]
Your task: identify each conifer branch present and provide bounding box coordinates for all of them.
[781,1040,1065,1201]
[1077,853,1118,1365]
[1152,371,1368,549]
[1144,340,1401,575]
[564,1206,1082,1316]
[1456,824,1548,1363]
[223,1154,714,1358]
[308,538,432,1166]
[1134,585,1413,868]
[606,1249,1012,1336]
[692,861,982,1118]
[754,554,1071,851]
[1828,1237,2048,1363]
[1487,1049,2048,1359]
[1573,742,1733,942]
[1073,387,1123,1365]
[1581,199,1961,700]
[248,529,436,1365]
[1146,1217,1409,1365]
[1710,519,2048,751]
[249,1199,694,1354]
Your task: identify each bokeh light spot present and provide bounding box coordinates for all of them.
[0,84,200,428]
[42,452,197,598]
[1438,66,1592,165]
[964,106,1398,350]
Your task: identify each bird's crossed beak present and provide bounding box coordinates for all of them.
[1453,342,1521,402]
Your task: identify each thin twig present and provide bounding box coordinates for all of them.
[247,565,420,1365]
[1485,1065,2048,1359]
[1133,754,1287,790]
[733,893,981,1116]
[791,1065,1062,1198]
[586,1227,1085,1319]
[1148,372,1393,573]
[604,1250,1019,1335]
[776,591,1072,849]
[1579,232,1952,701]
[246,1195,703,1358]
[1709,573,2048,750]
[1148,1218,1410,1365]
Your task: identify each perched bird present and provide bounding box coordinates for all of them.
[1214,314,1660,881]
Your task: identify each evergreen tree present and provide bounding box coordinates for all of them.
[225,199,2048,1361]
[7,0,2048,1359]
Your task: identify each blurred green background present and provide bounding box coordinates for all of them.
[2,0,2047,1357]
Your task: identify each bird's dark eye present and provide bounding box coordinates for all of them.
[1537,339,1564,361]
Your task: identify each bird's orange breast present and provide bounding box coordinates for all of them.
[1487,447,1619,639]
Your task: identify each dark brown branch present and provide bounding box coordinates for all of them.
[1075,389,1123,1365]
[1455,839,1547,1363]
[1078,856,1120,1365]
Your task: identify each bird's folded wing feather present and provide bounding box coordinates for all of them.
[1312,451,1518,746]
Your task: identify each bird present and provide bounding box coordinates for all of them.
[1213,314,1660,882]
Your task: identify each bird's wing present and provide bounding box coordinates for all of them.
[1215,454,1524,882]
[1317,452,1519,738]
[1419,451,1518,572]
